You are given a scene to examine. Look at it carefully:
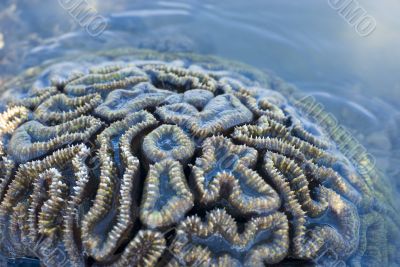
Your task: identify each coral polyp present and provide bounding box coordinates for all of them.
[0,49,398,266]
[7,116,103,163]
[168,209,289,266]
[34,93,102,124]
[142,124,195,164]
[156,94,253,137]
[64,66,149,97]
[94,83,174,121]
[140,159,194,229]
[191,136,281,216]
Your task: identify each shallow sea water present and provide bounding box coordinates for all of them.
[0,0,399,266]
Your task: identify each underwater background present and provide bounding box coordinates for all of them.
[0,0,399,266]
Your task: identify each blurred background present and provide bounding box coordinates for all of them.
[0,0,399,191]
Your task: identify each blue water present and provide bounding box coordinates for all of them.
[0,0,399,266]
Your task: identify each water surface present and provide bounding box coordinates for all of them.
[0,0,399,265]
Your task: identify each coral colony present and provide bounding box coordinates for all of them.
[0,49,398,266]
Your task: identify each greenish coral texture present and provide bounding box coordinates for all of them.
[0,49,398,267]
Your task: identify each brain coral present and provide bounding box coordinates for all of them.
[0,48,399,267]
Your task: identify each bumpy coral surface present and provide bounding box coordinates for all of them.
[0,49,398,266]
